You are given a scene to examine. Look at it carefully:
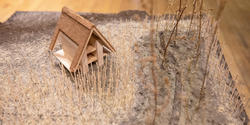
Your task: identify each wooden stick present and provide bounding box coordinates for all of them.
[96,41,104,66]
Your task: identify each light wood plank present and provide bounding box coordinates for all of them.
[87,54,97,64]
[81,51,88,73]
[86,45,96,54]
[96,41,104,66]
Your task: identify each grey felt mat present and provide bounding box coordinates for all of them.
[0,11,248,125]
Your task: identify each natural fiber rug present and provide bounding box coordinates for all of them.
[0,11,248,125]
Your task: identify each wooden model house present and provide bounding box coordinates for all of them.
[49,7,115,72]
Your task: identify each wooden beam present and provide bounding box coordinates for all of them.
[49,25,60,50]
[81,51,88,73]
[96,41,104,66]
[86,45,96,54]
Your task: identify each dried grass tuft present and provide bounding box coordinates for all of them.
[0,45,135,124]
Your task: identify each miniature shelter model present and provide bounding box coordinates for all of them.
[49,7,115,72]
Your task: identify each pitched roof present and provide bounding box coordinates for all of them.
[50,7,116,72]
[62,7,94,30]
[62,7,115,52]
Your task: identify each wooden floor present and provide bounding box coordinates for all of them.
[0,0,250,116]
[0,0,177,23]
[206,0,250,115]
